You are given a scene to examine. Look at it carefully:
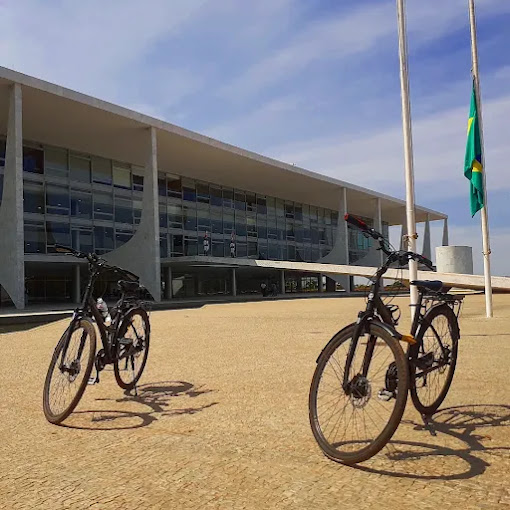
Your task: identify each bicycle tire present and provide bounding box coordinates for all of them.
[114,308,150,390]
[309,323,409,465]
[43,319,97,424]
[410,304,459,416]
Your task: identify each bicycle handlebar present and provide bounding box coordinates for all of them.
[343,216,435,270]
[54,244,139,281]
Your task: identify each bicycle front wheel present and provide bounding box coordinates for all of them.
[43,319,97,424]
[309,323,409,465]
[114,308,150,390]
[410,304,459,415]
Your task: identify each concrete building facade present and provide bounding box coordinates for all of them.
[0,67,447,309]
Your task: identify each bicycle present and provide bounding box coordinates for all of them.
[309,214,463,465]
[43,245,151,424]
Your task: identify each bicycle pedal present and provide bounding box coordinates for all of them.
[378,389,394,401]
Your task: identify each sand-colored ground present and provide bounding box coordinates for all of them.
[0,294,509,509]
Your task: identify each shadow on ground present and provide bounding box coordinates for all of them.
[354,404,510,480]
[61,381,218,431]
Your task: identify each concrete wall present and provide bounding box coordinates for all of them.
[0,84,24,308]
[104,127,161,301]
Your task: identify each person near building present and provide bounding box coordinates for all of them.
[203,231,210,256]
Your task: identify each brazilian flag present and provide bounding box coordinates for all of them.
[464,82,484,217]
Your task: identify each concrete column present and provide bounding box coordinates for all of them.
[280,270,285,294]
[422,214,432,260]
[73,264,81,303]
[165,266,173,299]
[371,197,383,266]
[232,268,237,297]
[105,127,161,301]
[318,274,325,293]
[442,218,449,246]
[0,83,24,309]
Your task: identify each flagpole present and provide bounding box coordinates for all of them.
[468,0,493,318]
[396,0,418,317]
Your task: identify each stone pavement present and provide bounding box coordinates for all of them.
[0,295,509,509]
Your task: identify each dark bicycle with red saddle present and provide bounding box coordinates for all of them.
[309,214,463,464]
[43,245,150,424]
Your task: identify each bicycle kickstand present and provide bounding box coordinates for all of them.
[421,414,437,437]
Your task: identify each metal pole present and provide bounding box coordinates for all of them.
[396,0,418,316]
[468,0,493,318]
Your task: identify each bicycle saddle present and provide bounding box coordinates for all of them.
[410,280,443,292]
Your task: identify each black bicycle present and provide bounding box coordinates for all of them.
[309,214,463,464]
[43,245,150,424]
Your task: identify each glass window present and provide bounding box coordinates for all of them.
[223,189,234,208]
[287,244,296,261]
[158,174,166,197]
[71,190,92,219]
[113,162,131,189]
[212,240,224,257]
[257,196,267,215]
[115,197,133,224]
[258,241,268,259]
[0,139,5,167]
[168,203,183,229]
[23,181,44,214]
[23,147,44,174]
[285,201,294,219]
[210,187,222,207]
[46,221,70,251]
[312,247,319,262]
[310,206,318,223]
[24,221,46,253]
[324,209,331,225]
[247,216,257,238]
[267,218,277,240]
[276,199,285,217]
[170,234,183,256]
[286,221,295,240]
[235,191,246,211]
[133,170,144,192]
[196,183,209,204]
[184,236,198,256]
[45,147,68,179]
[295,205,303,222]
[92,157,112,185]
[223,211,234,234]
[246,193,256,212]
[295,226,303,243]
[167,174,182,198]
[257,219,267,239]
[331,211,339,226]
[236,242,247,258]
[211,208,222,234]
[70,154,91,183]
[266,197,276,217]
[183,205,196,231]
[133,199,142,225]
[248,241,258,257]
[302,204,310,223]
[115,228,132,249]
[94,226,114,254]
[46,184,69,216]
[235,212,246,237]
[268,242,279,260]
[159,204,167,229]
[71,227,93,253]
[182,178,196,202]
[94,191,113,221]
[197,205,210,232]
[160,235,168,258]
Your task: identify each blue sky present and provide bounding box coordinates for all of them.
[1,0,510,274]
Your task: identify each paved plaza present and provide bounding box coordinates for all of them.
[0,294,509,509]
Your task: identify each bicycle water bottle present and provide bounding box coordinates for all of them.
[96,298,112,326]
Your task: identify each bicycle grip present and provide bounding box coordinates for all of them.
[344,214,369,231]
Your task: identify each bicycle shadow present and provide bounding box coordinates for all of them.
[352,404,510,480]
[61,380,218,431]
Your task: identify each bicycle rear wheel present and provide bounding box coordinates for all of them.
[309,323,409,465]
[43,319,96,424]
[114,308,150,390]
[410,304,459,415]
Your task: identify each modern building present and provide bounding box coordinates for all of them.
[0,67,448,309]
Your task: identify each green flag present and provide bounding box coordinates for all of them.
[464,82,484,217]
